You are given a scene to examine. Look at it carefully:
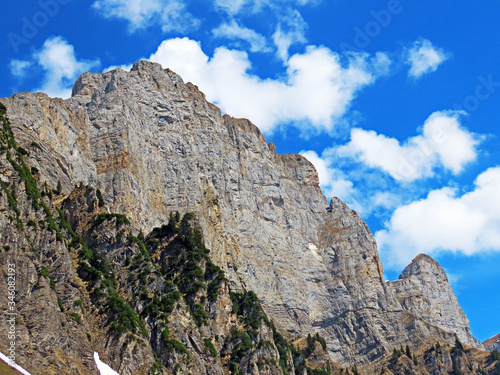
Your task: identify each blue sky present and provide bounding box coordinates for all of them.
[2,0,499,342]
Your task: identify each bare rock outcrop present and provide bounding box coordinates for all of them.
[388,254,483,349]
[0,61,483,366]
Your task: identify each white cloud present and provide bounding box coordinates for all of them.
[300,149,404,217]
[372,191,402,211]
[213,0,248,14]
[273,9,308,61]
[149,37,390,133]
[9,37,99,98]
[149,37,208,77]
[9,59,32,77]
[93,0,160,28]
[92,0,199,33]
[423,112,479,173]
[339,111,479,182]
[377,167,500,269]
[300,150,333,186]
[212,20,270,53]
[34,37,99,98]
[406,39,450,79]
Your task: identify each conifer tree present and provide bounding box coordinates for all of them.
[406,344,411,358]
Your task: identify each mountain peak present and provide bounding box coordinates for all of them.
[71,59,186,100]
[400,253,447,281]
[390,253,482,349]
[130,59,164,72]
[0,63,488,373]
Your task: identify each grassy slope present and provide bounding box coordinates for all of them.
[0,360,24,375]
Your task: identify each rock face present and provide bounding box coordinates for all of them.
[484,333,500,352]
[0,61,484,367]
[0,124,100,372]
[0,109,309,375]
[388,254,483,349]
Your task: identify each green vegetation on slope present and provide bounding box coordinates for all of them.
[0,101,339,374]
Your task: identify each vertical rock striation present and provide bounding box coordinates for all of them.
[0,61,483,366]
[388,254,483,349]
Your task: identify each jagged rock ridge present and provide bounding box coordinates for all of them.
[388,253,481,348]
[0,61,487,371]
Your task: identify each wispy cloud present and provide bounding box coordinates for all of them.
[92,0,199,33]
[212,20,271,53]
[213,0,321,15]
[377,167,500,269]
[338,111,480,182]
[213,0,248,14]
[149,37,391,134]
[405,39,450,79]
[9,59,33,77]
[273,9,308,61]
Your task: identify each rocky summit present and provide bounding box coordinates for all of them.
[0,61,498,375]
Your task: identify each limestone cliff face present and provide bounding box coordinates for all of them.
[0,117,307,375]
[388,254,482,349]
[0,61,482,365]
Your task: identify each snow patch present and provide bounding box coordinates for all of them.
[308,243,321,259]
[94,352,120,375]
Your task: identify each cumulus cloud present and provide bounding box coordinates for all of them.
[339,111,479,182]
[149,37,390,133]
[92,0,199,33]
[212,20,270,53]
[273,9,308,61]
[406,39,450,79]
[9,37,100,98]
[377,167,500,269]
[33,37,99,98]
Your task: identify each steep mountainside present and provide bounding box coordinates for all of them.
[0,62,495,374]
[0,107,333,374]
[388,254,481,348]
[485,334,500,352]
